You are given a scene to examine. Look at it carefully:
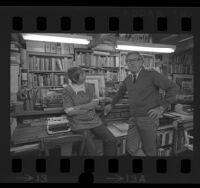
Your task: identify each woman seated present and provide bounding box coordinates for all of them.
[62,66,117,156]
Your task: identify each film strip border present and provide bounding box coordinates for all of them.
[12,16,192,32]
[9,157,193,183]
[4,7,197,33]
[1,6,200,183]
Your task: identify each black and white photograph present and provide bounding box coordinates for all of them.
[10,33,193,157]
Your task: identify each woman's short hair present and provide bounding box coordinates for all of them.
[67,66,84,84]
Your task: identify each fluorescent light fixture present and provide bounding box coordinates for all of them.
[116,45,175,53]
[22,34,91,45]
[116,41,176,53]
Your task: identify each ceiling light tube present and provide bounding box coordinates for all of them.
[116,41,176,53]
[116,45,175,53]
[22,34,90,45]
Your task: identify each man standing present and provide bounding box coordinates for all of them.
[104,52,179,156]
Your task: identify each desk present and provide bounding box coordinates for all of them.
[11,124,74,156]
[106,121,129,155]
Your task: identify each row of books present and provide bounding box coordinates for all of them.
[128,34,152,43]
[157,147,172,156]
[29,56,73,72]
[28,73,65,87]
[168,63,193,74]
[174,128,186,154]
[169,52,193,74]
[44,43,62,54]
[120,54,127,67]
[75,53,120,67]
[171,53,193,65]
[156,129,174,147]
[84,68,120,82]
[27,41,84,55]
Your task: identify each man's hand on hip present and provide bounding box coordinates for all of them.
[104,104,112,115]
[147,106,164,120]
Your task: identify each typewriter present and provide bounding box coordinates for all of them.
[46,116,71,135]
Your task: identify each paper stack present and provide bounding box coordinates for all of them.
[112,122,129,133]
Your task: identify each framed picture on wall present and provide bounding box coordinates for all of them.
[86,75,105,97]
[85,79,100,98]
[172,74,193,94]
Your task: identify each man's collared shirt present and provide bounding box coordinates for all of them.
[132,67,142,83]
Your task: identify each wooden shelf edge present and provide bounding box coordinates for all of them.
[27,51,73,58]
[11,109,65,117]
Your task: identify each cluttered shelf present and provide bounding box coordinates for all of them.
[27,51,73,58]
[29,70,66,73]
[80,65,120,70]
[11,103,130,117]
[37,86,64,88]
[11,109,65,117]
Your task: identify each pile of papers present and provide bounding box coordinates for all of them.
[112,122,129,133]
[107,122,129,137]
[164,112,193,121]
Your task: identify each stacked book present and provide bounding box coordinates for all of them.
[157,147,172,156]
[156,129,174,147]
[169,51,193,74]
[174,128,186,154]
[107,122,129,137]
[28,73,65,87]
[29,56,70,72]
[76,53,118,67]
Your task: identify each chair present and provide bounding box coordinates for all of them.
[41,134,85,156]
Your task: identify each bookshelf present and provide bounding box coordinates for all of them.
[10,42,21,102]
[155,117,193,156]
[156,126,175,156]
[26,52,74,88]
[167,49,193,95]
[168,49,193,75]
[74,48,123,97]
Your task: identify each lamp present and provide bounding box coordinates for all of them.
[22,33,91,45]
[116,41,176,53]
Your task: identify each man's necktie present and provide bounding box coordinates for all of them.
[132,74,136,84]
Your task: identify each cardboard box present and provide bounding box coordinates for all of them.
[14,101,24,113]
